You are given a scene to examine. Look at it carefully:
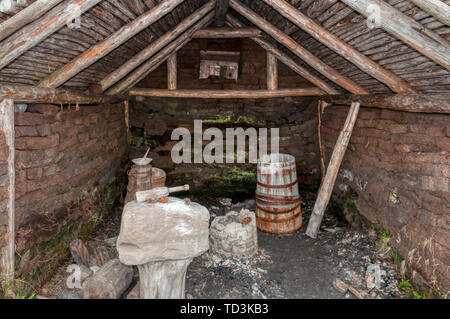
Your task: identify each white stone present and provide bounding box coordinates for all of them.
[117,197,210,265]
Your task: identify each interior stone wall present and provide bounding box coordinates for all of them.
[322,105,449,294]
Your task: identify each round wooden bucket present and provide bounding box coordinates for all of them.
[255,154,302,234]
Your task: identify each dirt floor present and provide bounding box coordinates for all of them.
[37,193,403,299]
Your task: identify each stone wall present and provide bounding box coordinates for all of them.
[130,96,321,199]
[322,105,449,294]
[12,103,128,283]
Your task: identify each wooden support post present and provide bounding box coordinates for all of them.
[38,0,186,88]
[193,27,261,38]
[99,1,215,92]
[0,99,15,281]
[410,0,450,26]
[0,84,122,105]
[262,0,418,94]
[341,0,450,70]
[306,102,360,239]
[124,100,130,141]
[226,14,340,95]
[129,88,323,98]
[0,0,102,71]
[266,51,278,90]
[229,0,368,94]
[215,0,230,27]
[107,12,215,95]
[167,53,178,90]
[0,0,64,42]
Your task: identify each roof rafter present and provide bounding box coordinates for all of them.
[215,0,230,27]
[229,0,368,94]
[99,0,215,92]
[226,14,339,95]
[341,0,450,71]
[0,0,102,71]
[262,0,418,94]
[0,0,64,42]
[106,12,215,95]
[410,0,450,27]
[38,0,186,88]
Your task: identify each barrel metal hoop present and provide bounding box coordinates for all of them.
[255,207,302,223]
[255,201,301,215]
[256,179,298,189]
[255,194,300,202]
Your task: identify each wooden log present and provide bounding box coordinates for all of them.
[193,27,261,38]
[38,0,185,88]
[341,0,450,70]
[226,15,340,95]
[262,0,418,94]
[410,0,450,26]
[167,53,177,90]
[0,98,15,281]
[305,102,360,239]
[99,1,215,92]
[0,84,122,104]
[129,88,324,98]
[266,52,278,90]
[229,0,368,95]
[0,0,64,42]
[321,94,450,114]
[0,0,102,71]
[215,0,230,27]
[107,12,215,95]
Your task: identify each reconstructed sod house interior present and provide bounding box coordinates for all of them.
[0,0,449,299]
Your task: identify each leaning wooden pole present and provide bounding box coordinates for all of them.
[306,102,361,239]
[0,99,15,282]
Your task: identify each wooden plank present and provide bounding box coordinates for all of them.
[410,0,450,26]
[193,27,261,38]
[215,0,230,27]
[341,0,450,70]
[99,0,215,92]
[262,0,418,94]
[0,84,122,104]
[106,12,215,95]
[129,88,324,98]
[0,0,64,42]
[229,0,368,95]
[306,102,361,239]
[0,98,15,281]
[266,52,278,90]
[322,94,450,114]
[0,0,102,71]
[226,14,340,95]
[38,0,186,88]
[167,53,177,90]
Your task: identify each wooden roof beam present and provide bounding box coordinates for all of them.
[193,27,261,38]
[229,0,368,95]
[0,0,64,42]
[215,0,230,27]
[38,0,186,88]
[262,0,418,94]
[0,0,102,71]
[341,0,450,70]
[410,0,450,27]
[99,0,215,92]
[225,14,340,95]
[106,12,215,95]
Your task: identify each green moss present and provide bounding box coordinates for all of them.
[203,115,232,124]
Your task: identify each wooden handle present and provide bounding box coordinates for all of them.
[168,184,190,193]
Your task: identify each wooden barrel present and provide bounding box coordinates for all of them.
[151,167,166,188]
[126,165,168,204]
[255,154,302,234]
